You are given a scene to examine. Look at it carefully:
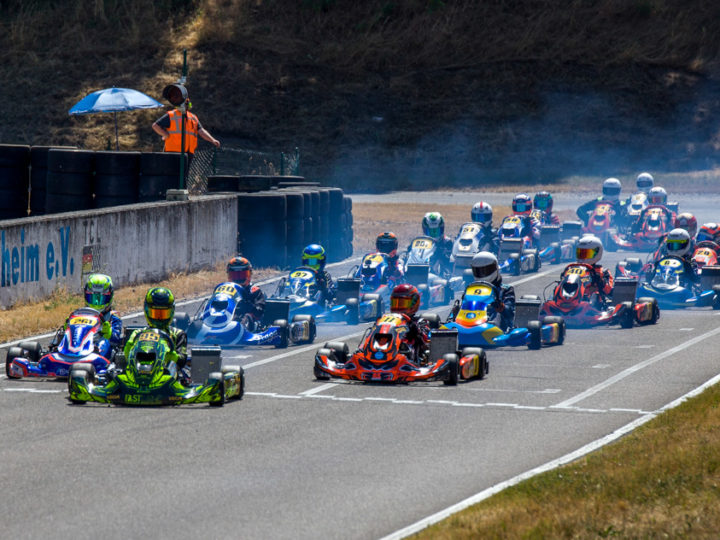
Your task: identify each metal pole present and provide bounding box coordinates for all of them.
[180,108,186,190]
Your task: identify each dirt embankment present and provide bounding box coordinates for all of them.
[1,1,719,191]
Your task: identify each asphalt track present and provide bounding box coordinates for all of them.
[2,192,720,539]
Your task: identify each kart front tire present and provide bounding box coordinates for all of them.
[273,320,290,349]
[345,298,359,325]
[6,346,23,378]
[419,312,441,330]
[527,321,542,350]
[314,364,331,381]
[442,353,459,386]
[71,362,96,383]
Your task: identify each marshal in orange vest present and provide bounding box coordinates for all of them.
[163,109,199,153]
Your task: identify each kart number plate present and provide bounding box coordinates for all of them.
[467,284,493,297]
[69,316,98,326]
[659,258,682,268]
[412,238,434,249]
[138,331,160,342]
[290,270,314,279]
[461,224,480,235]
[215,284,239,296]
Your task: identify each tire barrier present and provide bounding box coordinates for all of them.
[236,183,354,269]
[0,144,30,220]
[206,174,274,193]
[138,152,186,202]
[46,149,95,214]
[94,151,140,209]
[237,192,288,268]
[29,146,76,216]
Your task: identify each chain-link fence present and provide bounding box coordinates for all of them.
[187,146,300,193]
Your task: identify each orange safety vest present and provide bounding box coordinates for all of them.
[163,109,199,154]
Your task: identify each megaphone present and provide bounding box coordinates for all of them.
[162,84,188,108]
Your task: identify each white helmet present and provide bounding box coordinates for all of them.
[648,186,667,205]
[471,201,493,225]
[602,178,622,201]
[576,235,603,265]
[636,172,654,193]
[666,228,691,258]
[471,251,499,283]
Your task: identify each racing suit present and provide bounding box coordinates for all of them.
[312,268,336,306]
[576,197,629,229]
[405,315,430,361]
[501,214,541,247]
[536,210,561,226]
[123,325,190,383]
[477,224,500,254]
[429,235,455,277]
[230,282,267,331]
[383,254,405,283]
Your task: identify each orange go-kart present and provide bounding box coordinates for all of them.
[540,263,659,328]
[313,312,487,385]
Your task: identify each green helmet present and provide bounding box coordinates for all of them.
[144,287,175,329]
[84,273,114,311]
[127,329,172,385]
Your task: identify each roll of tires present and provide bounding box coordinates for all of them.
[29,146,75,215]
[277,181,321,188]
[45,149,94,214]
[317,189,331,248]
[236,175,274,193]
[286,218,305,257]
[139,152,185,202]
[0,144,30,220]
[237,193,288,267]
[304,216,314,245]
[206,175,239,192]
[284,191,304,220]
[327,188,344,217]
[94,151,140,208]
[309,190,321,243]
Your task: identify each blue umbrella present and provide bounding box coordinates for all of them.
[69,87,164,150]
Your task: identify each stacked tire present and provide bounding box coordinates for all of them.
[46,149,94,214]
[0,144,30,220]
[139,152,185,202]
[29,146,76,216]
[94,151,140,208]
[237,192,288,268]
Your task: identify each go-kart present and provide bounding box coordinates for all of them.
[451,222,497,269]
[67,328,243,406]
[441,281,565,349]
[314,314,487,385]
[403,235,464,308]
[537,220,583,264]
[582,201,616,236]
[271,267,370,324]
[497,215,540,275]
[181,282,316,347]
[614,205,675,252]
[6,307,112,380]
[626,192,649,222]
[348,251,400,317]
[540,263,659,328]
[635,256,720,310]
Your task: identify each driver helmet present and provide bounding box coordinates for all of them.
[533,191,554,213]
[144,287,175,330]
[697,223,720,243]
[511,193,532,215]
[84,273,113,312]
[390,283,421,316]
[636,172,654,193]
[648,186,667,205]
[422,212,445,239]
[666,228,692,257]
[471,201,493,225]
[376,232,399,257]
[674,212,697,238]
[576,235,603,265]
[602,178,622,202]
[227,256,252,286]
[470,251,499,283]
[301,244,326,271]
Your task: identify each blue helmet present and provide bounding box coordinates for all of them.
[302,244,326,271]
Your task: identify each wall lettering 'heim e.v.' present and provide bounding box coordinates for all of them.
[0,226,74,287]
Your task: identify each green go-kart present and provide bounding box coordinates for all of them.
[67,328,243,407]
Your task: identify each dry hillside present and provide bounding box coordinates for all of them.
[1,0,719,190]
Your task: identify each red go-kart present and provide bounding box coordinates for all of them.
[540,263,659,328]
[313,312,487,385]
[614,205,675,252]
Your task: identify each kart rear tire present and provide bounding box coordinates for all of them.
[419,312,441,330]
[273,320,290,349]
[542,316,565,345]
[417,283,430,309]
[292,314,316,344]
[442,353,459,386]
[714,293,720,311]
[619,302,635,329]
[345,298,359,325]
[636,297,659,324]
[6,346,23,378]
[461,347,486,380]
[527,320,542,350]
[508,253,521,276]
[324,341,349,364]
[208,372,225,407]
[173,312,191,331]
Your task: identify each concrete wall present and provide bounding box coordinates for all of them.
[0,194,237,308]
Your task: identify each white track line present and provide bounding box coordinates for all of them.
[552,325,720,409]
[380,369,720,540]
